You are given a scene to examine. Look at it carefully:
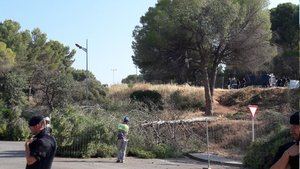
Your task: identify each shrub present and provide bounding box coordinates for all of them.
[218,88,295,110]
[225,111,247,120]
[218,90,240,106]
[152,143,180,158]
[51,106,115,158]
[84,143,117,158]
[0,104,29,141]
[170,90,204,110]
[243,128,291,169]
[128,147,156,159]
[128,144,180,159]
[288,89,300,110]
[130,90,163,110]
[94,143,117,158]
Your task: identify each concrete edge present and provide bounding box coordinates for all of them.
[184,153,244,168]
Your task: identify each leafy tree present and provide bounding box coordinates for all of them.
[70,68,107,106]
[0,20,22,51]
[132,0,275,115]
[0,42,15,74]
[270,3,299,79]
[0,72,28,107]
[31,66,74,111]
[0,103,30,141]
[70,68,96,82]
[72,80,107,105]
[0,20,31,67]
[271,3,299,50]
[86,79,108,105]
[272,51,299,79]
[26,29,75,72]
[121,74,143,84]
[0,20,75,76]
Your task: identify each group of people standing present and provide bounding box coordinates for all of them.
[24,115,130,169]
[227,73,291,89]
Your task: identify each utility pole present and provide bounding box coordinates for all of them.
[111,68,117,85]
[75,39,88,100]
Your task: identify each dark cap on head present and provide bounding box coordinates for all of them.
[290,112,299,125]
[123,116,129,122]
[28,115,44,126]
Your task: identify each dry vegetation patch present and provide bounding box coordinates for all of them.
[108,83,297,160]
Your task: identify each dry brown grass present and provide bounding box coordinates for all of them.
[108,83,233,118]
[109,83,296,159]
[108,83,228,102]
[109,83,297,117]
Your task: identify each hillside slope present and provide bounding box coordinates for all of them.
[108,83,299,159]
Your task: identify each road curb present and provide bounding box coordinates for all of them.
[185,153,244,167]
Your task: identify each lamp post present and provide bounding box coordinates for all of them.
[111,68,117,85]
[75,39,88,100]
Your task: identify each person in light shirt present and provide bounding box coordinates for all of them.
[116,116,129,163]
[44,117,52,134]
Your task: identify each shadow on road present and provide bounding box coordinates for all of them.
[0,150,24,158]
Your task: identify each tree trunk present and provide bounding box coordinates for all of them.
[203,67,213,116]
[209,68,217,99]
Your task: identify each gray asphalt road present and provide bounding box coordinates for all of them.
[0,141,241,169]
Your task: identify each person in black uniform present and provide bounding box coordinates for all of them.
[271,112,299,169]
[25,116,57,169]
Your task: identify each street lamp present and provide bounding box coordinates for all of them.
[111,68,117,85]
[75,39,88,100]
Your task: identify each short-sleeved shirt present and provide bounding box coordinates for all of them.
[117,123,129,140]
[272,141,299,169]
[26,129,57,169]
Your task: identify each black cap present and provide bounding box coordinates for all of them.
[28,116,44,126]
[123,116,129,122]
[290,112,299,125]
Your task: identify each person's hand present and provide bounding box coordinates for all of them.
[284,143,299,157]
[25,138,35,148]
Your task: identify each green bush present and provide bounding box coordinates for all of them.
[130,90,163,110]
[128,144,181,159]
[152,143,180,158]
[170,90,205,110]
[94,143,117,158]
[1,72,28,107]
[243,128,291,169]
[0,103,29,141]
[51,106,115,158]
[247,94,262,105]
[128,147,156,159]
[82,143,117,158]
[121,74,143,84]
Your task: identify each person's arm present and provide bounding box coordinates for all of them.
[270,144,299,169]
[270,151,289,169]
[25,139,37,165]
